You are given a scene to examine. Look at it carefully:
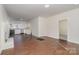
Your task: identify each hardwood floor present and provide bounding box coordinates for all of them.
[1,34,79,55]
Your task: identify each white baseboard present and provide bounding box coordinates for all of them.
[68,40,79,44]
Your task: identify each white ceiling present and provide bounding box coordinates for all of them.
[4,4,79,20]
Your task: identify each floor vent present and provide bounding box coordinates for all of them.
[37,38,44,41]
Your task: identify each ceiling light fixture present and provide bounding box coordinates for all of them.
[44,4,50,8]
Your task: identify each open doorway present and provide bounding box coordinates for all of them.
[59,19,68,42]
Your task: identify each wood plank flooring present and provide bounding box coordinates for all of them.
[1,34,79,55]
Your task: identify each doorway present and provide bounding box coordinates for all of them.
[59,19,68,41]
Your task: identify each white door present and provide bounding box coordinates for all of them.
[59,19,68,40]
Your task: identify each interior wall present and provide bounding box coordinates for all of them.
[29,18,39,37]
[0,5,10,53]
[31,16,59,38]
[43,16,59,38]
[47,8,79,44]
[26,8,79,44]
[38,17,51,37]
[30,8,79,44]
[29,17,51,37]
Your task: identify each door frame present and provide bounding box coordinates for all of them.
[58,19,68,42]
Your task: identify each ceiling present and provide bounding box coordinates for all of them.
[4,4,79,20]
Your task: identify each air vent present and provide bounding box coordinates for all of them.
[37,38,44,41]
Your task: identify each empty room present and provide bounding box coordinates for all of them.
[0,4,79,55]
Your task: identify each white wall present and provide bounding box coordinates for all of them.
[29,17,51,37]
[0,5,10,54]
[43,17,59,39]
[30,8,79,44]
[47,8,79,44]
[38,17,51,37]
[30,16,59,38]
[29,18,39,37]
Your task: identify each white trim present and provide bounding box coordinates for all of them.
[68,40,79,44]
